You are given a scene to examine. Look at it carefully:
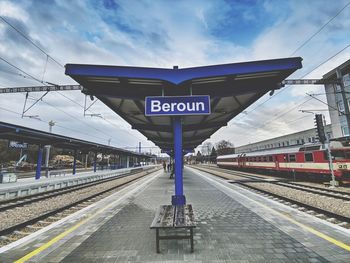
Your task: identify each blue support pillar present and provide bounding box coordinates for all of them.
[35,146,43,180]
[73,150,77,175]
[93,152,97,172]
[172,116,186,205]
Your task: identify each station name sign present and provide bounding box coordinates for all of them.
[145,96,210,116]
[8,141,28,149]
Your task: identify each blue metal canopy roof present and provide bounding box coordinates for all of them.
[65,57,302,151]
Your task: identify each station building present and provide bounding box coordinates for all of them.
[235,124,332,153]
[323,59,350,137]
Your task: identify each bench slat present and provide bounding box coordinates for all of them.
[150,205,174,228]
[150,204,196,229]
[174,204,196,228]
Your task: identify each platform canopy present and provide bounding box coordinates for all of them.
[0,121,148,158]
[65,57,302,151]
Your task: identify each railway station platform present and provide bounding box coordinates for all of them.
[1,167,349,262]
[0,165,156,200]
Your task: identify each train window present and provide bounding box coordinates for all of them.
[323,151,329,160]
[331,151,350,160]
[288,154,296,162]
[305,153,314,162]
[269,156,273,162]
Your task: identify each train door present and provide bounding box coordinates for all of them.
[238,154,246,168]
[273,155,279,169]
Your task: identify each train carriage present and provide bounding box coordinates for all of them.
[217,141,350,181]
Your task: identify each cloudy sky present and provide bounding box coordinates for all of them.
[0,0,349,155]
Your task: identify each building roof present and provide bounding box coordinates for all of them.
[0,121,148,158]
[323,59,350,80]
[65,57,302,151]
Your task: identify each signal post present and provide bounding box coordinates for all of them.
[315,114,338,187]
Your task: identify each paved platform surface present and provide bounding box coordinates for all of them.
[1,167,350,262]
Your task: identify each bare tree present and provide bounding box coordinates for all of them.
[216,140,235,156]
[210,147,217,163]
[200,142,213,156]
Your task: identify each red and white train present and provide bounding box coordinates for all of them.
[217,140,350,182]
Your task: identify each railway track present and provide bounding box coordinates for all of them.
[236,182,350,226]
[192,165,350,227]
[196,165,350,196]
[0,167,161,247]
[0,168,146,212]
[199,165,270,180]
[272,182,350,201]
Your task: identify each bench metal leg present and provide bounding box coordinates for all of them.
[156,229,160,253]
[190,228,194,253]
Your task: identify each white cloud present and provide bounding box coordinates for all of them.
[0,0,28,22]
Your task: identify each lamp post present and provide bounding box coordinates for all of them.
[45,120,55,177]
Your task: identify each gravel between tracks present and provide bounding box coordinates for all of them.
[195,165,350,194]
[0,171,149,231]
[245,182,350,218]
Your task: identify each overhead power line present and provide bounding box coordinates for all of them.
[0,16,64,68]
[0,57,125,144]
[234,43,350,123]
[0,56,46,84]
[290,1,350,56]
[0,106,114,143]
[26,94,125,143]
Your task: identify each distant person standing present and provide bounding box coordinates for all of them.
[167,163,170,172]
[163,161,166,171]
[170,162,174,179]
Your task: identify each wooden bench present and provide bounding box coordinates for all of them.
[150,204,196,253]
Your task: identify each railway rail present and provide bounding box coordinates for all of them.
[0,168,146,212]
[192,165,350,227]
[0,167,161,247]
[196,165,350,195]
[236,182,350,225]
[272,182,350,201]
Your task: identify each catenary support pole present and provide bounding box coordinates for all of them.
[172,116,186,205]
[73,150,77,175]
[85,153,88,169]
[44,145,50,177]
[336,68,350,133]
[93,152,97,172]
[35,146,43,180]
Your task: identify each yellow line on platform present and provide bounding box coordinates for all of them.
[14,217,89,263]
[14,171,159,263]
[190,167,350,252]
[253,199,350,252]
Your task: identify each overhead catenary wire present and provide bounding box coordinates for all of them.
[54,91,135,137]
[0,56,46,85]
[0,106,116,143]
[0,16,64,68]
[233,43,350,124]
[25,94,125,144]
[232,0,350,124]
[0,25,134,145]
[0,55,134,146]
[289,1,350,56]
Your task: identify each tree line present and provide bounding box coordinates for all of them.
[190,140,235,163]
